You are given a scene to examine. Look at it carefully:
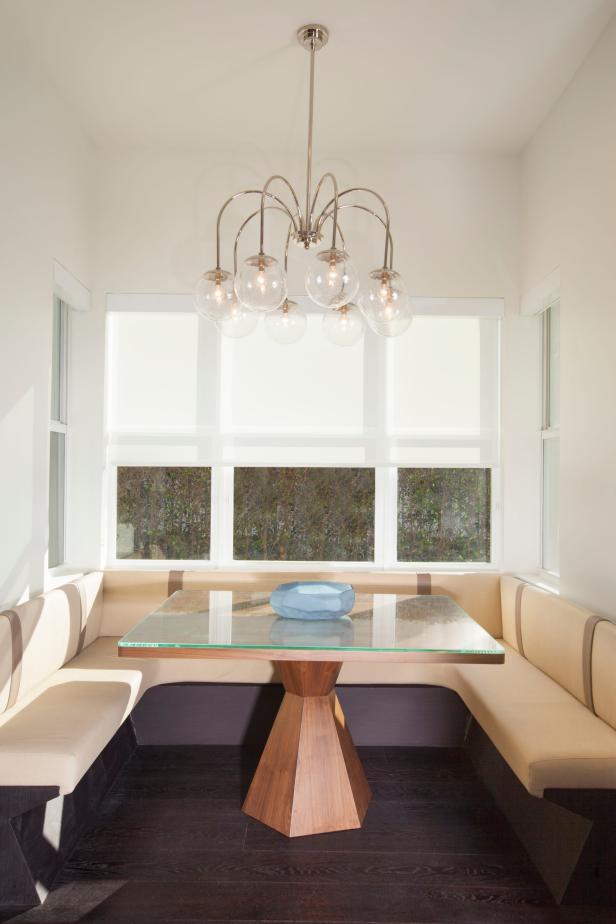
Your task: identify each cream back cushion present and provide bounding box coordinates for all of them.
[0,616,12,712]
[427,573,501,636]
[101,569,502,636]
[521,586,592,705]
[0,573,104,712]
[101,570,422,635]
[101,570,173,636]
[500,574,525,651]
[591,619,616,730]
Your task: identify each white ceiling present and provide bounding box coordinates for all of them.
[4,0,616,154]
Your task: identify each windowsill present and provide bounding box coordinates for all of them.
[106,560,500,573]
[44,566,86,591]
[517,569,560,595]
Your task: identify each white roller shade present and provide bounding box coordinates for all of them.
[223,315,364,435]
[106,297,500,467]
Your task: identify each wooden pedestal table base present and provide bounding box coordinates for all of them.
[242,661,372,837]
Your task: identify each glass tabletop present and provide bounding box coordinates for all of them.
[118,590,504,661]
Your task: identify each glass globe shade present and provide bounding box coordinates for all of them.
[265,300,307,344]
[216,301,258,339]
[366,314,413,338]
[194,268,236,321]
[359,268,412,336]
[235,253,287,312]
[305,248,359,309]
[322,303,365,347]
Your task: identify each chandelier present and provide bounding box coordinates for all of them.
[194,24,412,346]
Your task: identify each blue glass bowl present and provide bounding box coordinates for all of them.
[270,615,354,646]
[270,581,355,620]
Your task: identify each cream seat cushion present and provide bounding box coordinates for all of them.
[0,638,155,793]
[454,643,616,795]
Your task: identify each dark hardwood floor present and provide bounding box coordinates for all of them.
[2,745,614,924]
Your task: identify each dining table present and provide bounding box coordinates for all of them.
[118,588,504,838]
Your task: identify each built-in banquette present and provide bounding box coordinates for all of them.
[1,570,615,906]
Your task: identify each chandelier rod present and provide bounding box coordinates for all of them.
[305,38,316,237]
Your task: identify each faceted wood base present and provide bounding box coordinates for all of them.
[242,661,372,837]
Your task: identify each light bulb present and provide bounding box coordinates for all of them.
[359,268,412,336]
[265,299,307,344]
[216,301,259,338]
[305,248,359,309]
[194,268,236,321]
[235,253,287,312]
[322,303,365,347]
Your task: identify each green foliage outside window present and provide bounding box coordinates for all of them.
[233,467,375,561]
[116,466,211,560]
[397,468,491,562]
[115,465,490,564]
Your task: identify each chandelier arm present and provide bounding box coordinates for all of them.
[215,189,299,268]
[309,171,339,249]
[259,175,303,254]
[313,210,346,251]
[284,222,293,273]
[315,187,392,268]
[317,203,394,269]
[233,206,292,276]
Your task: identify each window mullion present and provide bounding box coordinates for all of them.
[210,465,234,566]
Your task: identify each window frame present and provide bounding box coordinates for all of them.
[48,296,70,570]
[106,461,500,572]
[540,301,560,576]
[104,296,503,572]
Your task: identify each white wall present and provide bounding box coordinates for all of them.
[76,148,538,572]
[0,37,542,595]
[0,30,92,607]
[522,14,616,615]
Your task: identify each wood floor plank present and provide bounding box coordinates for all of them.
[61,846,544,890]
[4,744,613,924]
[6,880,561,923]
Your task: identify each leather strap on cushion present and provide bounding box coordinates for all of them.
[582,614,605,714]
[514,581,527,657]
[168,570,184,596]
[417,573,431,595]
[75,581,88,656]
[1,610,23,710]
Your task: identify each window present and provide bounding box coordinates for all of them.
[398,468,491,562]
[49,297,69,568]
[541,302,560,574]
[233,468,375,561]
[116,467,211,560]
[105,296,502,567]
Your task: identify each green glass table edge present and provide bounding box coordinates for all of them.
[118,591,504,656]
[118,639,505,654]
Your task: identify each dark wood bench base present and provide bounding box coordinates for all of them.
[0,720,136,907]
[467,718,616,905]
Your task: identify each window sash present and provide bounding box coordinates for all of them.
[105,296,502,568]
[49,297,69,569]
[542,302,560,432]
[50,297,69,425]
[540,301,560,575]
[49,432,66,568]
